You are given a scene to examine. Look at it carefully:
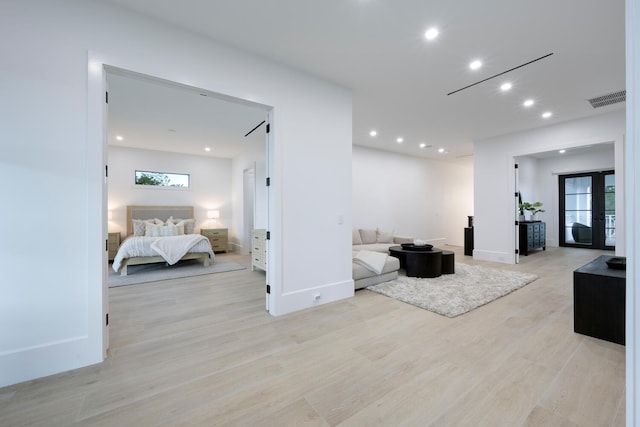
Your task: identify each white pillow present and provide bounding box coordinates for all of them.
[174,218,195,234]
[359,229,377,244]
[161,224,184,236]
[133,218,158,236]
[376,229,394,243]
[353,229,363,245]
[132,219,146,236]
[144,222,163,237]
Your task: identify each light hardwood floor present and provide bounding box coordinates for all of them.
[0,247,625,426]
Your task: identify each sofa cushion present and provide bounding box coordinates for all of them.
[359,229,377,244]
[376,228,394,243]
[354,243,396,253]
[352,229,363,245]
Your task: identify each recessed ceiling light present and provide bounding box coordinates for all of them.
[542,111,552,119]
[396,137,404,143]
[523,99,534,107]
[500,82,512,91]
[438,148,445,153]
[419,143,427,148]
[424,28,439,40]
[559,149,566,154]
[469,60,482,70]
[115,135,124,141]
[369,130,377,137]
[205,147,211,152]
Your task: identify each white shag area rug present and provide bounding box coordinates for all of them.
[367,263,538,317]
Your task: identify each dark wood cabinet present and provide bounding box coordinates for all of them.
[464,227,474,256]
[519,221,545,256]
[574,255,625,345]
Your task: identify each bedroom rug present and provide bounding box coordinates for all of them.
[366,263,538,317]
[108,259,247,287]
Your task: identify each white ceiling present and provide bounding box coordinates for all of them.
[107,69,268,158]
[103,0,626,163]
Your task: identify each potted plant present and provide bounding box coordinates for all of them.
[520,201,545,221]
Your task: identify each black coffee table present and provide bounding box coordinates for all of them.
[389,246,442,278]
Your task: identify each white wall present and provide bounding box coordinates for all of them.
[517,145,615,247]
[352,146,474,247]
[474,109,625,264]
[108,146,232,235]
[0,0,352,387]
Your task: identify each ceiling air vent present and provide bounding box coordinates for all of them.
[588,90,626,108]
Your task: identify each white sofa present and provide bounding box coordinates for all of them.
[352,228,412,289]
[352,228,413,252]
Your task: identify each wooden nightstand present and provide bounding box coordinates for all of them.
[200,228,229,253]
[108,232,121,261]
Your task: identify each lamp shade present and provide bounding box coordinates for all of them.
[207,210,220,219]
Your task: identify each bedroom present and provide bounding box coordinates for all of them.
[106,69,271,278]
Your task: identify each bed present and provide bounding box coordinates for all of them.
[112,205,215,276]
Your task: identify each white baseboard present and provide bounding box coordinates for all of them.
[0,336,102,388]
[473,249,516,264]
[270,279,354,316]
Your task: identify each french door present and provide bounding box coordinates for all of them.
[559,171,615,250]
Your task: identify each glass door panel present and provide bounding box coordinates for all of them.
[563,176,592,245]
[559,171,614,250]
[604,173,616,247]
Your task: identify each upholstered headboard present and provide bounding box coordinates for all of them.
[126,205,194,236]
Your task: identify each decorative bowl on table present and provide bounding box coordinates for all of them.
[401,243,434,251]
[606,257,626,270]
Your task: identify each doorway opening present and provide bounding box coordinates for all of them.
[559,170,615,250]
[98,64,275,351]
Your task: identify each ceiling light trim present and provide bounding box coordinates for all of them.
[447,52,554,96]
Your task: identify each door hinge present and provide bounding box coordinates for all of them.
[515,249,519,254]
[105,165,108,178]
[514,163,518,169]
[515,220,519,226]
[106,313,109,326]
[266,231,271,240]
[266,285,271,294]
[266,177,271,186]
[105,239,108,251]
[105,91,108,104]
[266,123,270,133]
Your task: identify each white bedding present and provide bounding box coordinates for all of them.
[112,235,215,272]
[353,250,388,275]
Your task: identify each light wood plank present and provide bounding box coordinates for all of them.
[0,248,625,426]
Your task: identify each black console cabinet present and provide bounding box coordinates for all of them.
[519,221,545,256]
[574,255,625,345]
[464,227,474,256]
